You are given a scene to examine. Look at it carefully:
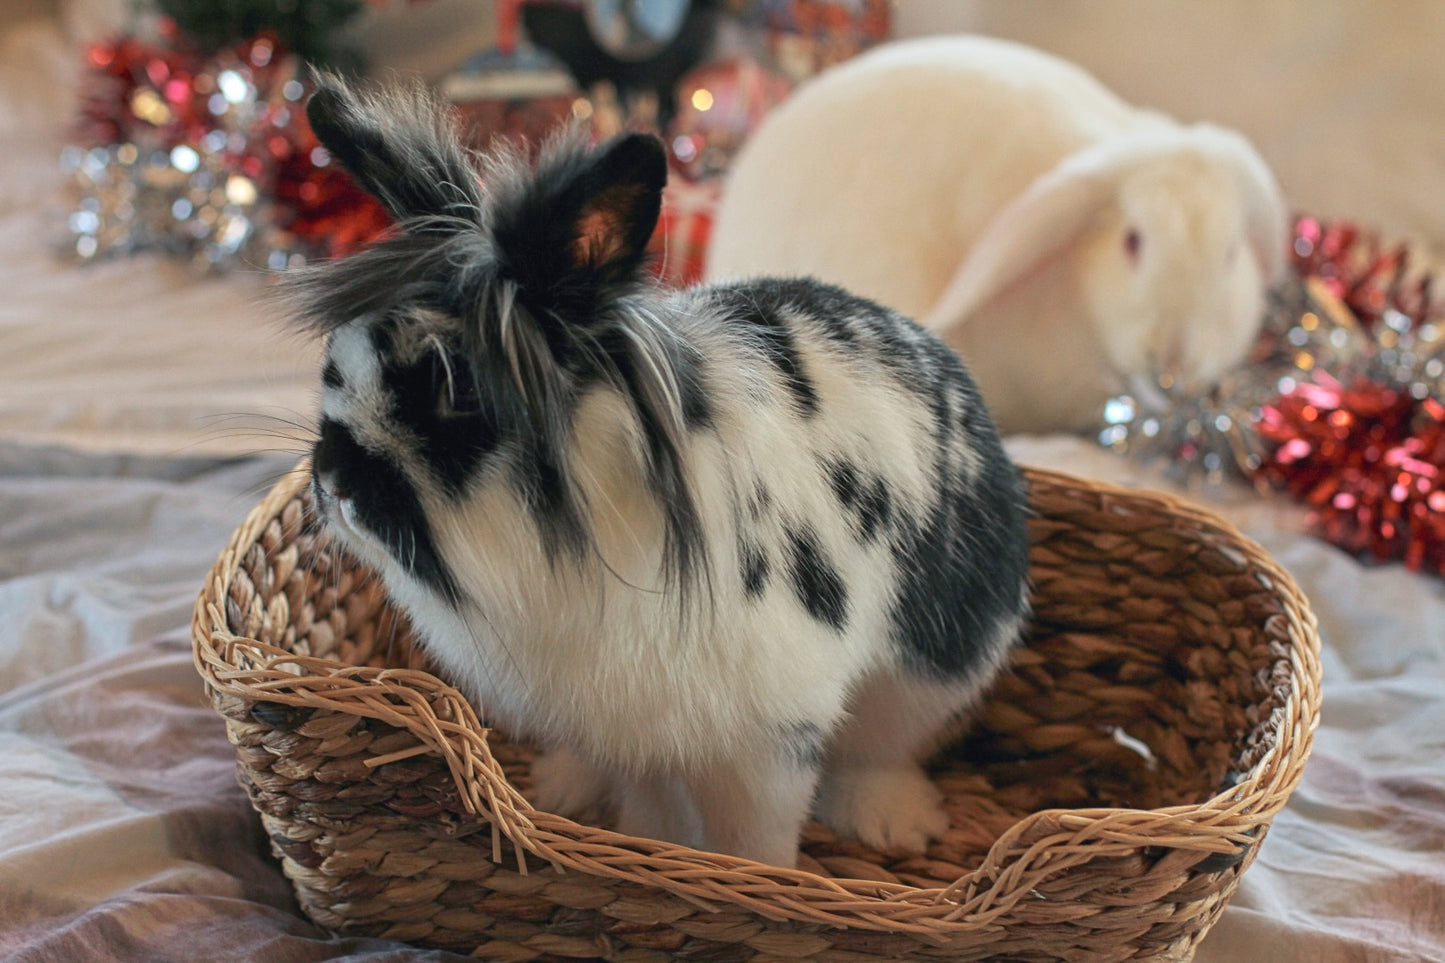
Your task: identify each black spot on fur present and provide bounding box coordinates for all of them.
[701,278,970,424]
[322,360,343,389]
[676,352,714,430]
[783,525,848,630]
[739,538,770,598]
[779,721,824,770]
[855,480,892,543]
[888,450,1029,678]
[707,286,820,417]
[825,459,893,544]
[609,345,707,589]
[749,483,772,521]
[755,322,818,417]
[518,440,591,564]
[366,321,392,358]
[381,344,502,496]
[827,459,860,507]
[312,417,460,603]
[727,277,872,350]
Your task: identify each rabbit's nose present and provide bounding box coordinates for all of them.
[312,417,355,502]
[1156,342,1185,376]
[1143,331,1183,379]
[311,466,350,505]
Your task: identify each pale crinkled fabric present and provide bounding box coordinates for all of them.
[0,441,1441,961]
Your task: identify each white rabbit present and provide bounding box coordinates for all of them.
[706,35,1289,434]
[293,75,1031,868]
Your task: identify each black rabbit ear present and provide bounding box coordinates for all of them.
[305,72,483,227]
[493,132,667,311]
[568,133,667,279]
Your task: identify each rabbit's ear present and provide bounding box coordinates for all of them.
[1213,126,1288,282]
[493,132,667,311]
[571,133,668,278]
[924,151,1113,333]
[306,72,482,227]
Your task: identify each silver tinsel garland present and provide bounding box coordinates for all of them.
[1098,272,1445,486]
[62,53,311,273]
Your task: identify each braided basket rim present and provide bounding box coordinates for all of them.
[192,460,1322,938]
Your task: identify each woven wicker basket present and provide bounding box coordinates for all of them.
[193,462,1320,962]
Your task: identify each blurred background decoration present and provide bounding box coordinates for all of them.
[55,0,1445,577]
[62,0,889,277]
[63,0,392,271]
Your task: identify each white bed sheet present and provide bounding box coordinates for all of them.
[2,436,1442,962]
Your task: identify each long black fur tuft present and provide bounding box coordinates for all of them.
[306,71,484,228]
[290,75,707,602]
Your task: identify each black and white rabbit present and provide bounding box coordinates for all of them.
[295,75,1031,868]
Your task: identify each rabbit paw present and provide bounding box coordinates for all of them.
[815,766,949,856]
[529,747,611,821]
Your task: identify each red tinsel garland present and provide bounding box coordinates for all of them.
[1257,377,1445,573]
[1292,216,1435,331]
[78,28,391,261]
[1255,219,1445,577]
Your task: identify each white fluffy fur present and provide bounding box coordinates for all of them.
[315,295,1023,868]
[706,34,1288,434]
[304,82,1030,868]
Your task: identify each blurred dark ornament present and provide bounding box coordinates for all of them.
[522,0,722,125]
[153,0,370,70]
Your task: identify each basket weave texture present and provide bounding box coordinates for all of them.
[193,463,1320,962]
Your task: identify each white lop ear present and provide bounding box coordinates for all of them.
[921,144,1119,334]
[1195,123,1289,283]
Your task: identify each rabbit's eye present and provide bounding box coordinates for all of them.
[1124,228,1142,261]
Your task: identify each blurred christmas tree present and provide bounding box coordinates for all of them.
[154,0,368,69]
